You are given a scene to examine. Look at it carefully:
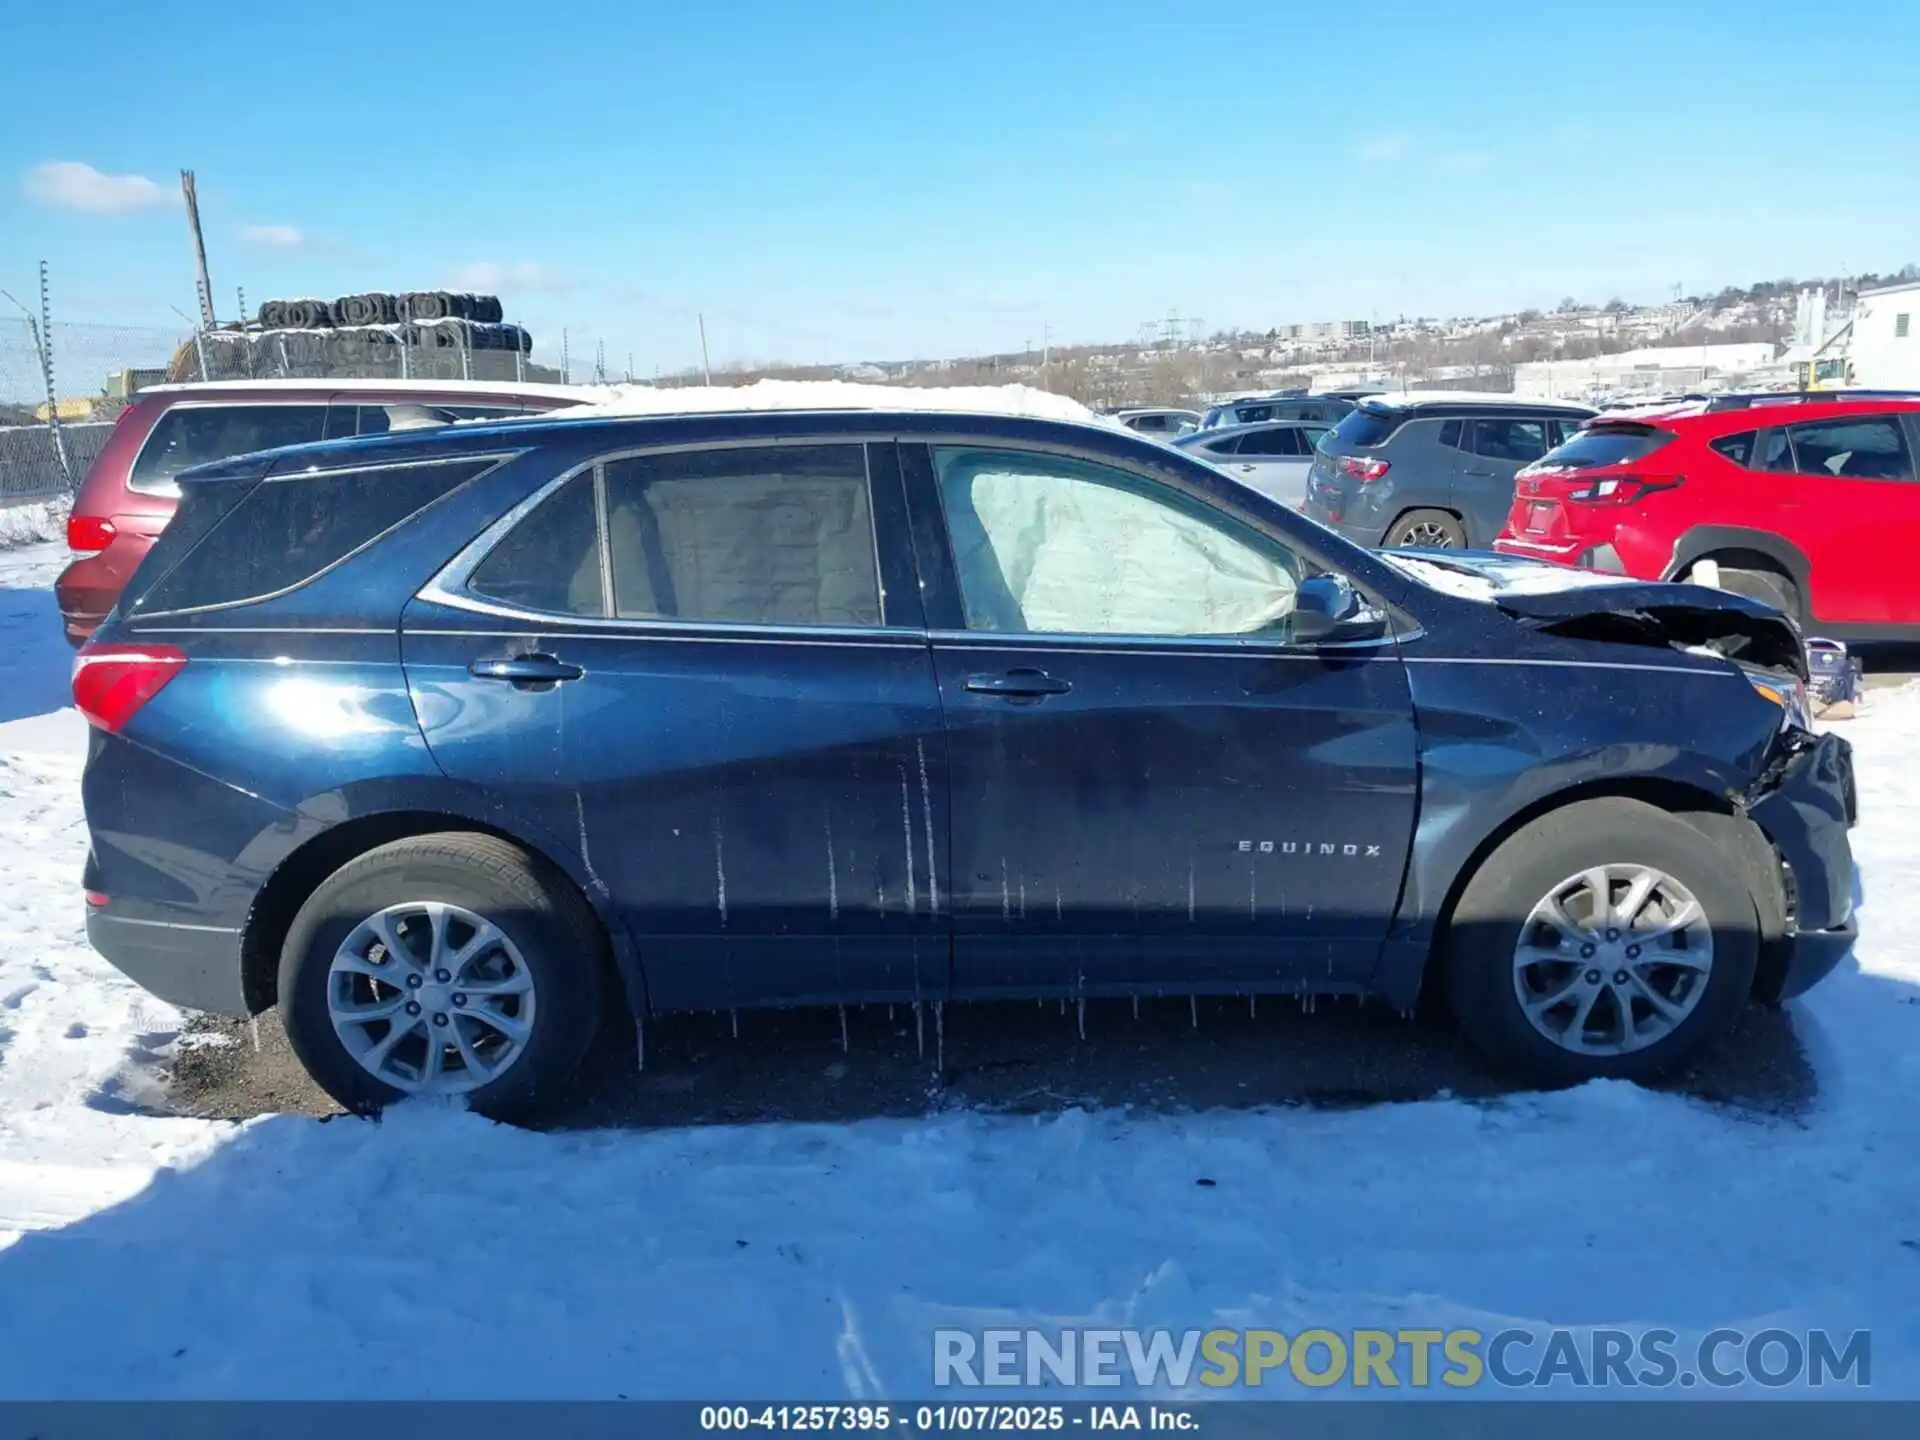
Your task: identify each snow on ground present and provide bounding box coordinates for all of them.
[0,539,1915,1399]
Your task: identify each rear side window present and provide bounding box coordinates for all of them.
[128,404,329,496]
[1545,425,1675,470]
[134,458,497,614]
[1437,419,1465,449]
[1330,407,1401,448]
[1471,419,1551,463]
[1238,428,1303,457]
[1786,417,1915,480]
[604,444,881,627]
[1233,404,1275,425]
[1709,432,1756,467]
[469,472,603,616]
[118,481,258,614]
[1759,430,1795,472]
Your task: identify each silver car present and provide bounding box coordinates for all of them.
[1174,420,1332,507]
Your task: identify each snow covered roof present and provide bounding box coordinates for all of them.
[546,378,1123,429]
[141,378,595,401]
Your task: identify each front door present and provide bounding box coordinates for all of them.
[402,439,950,1014]
[903,441,1419,1000]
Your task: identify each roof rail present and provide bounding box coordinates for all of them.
[1697,389,1920,411]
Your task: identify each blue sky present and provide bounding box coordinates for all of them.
[5,0,1917,374]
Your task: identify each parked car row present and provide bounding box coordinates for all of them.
[77,395,1854,1118]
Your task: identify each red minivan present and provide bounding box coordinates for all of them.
[56,379,589,645]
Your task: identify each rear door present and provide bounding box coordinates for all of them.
[1454,415,1552,546]
[1225,426,1313,507]
[402,438,952,1014]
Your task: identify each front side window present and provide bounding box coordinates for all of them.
[1785,417,1915,480]
[1471,418,1551,463]
[932,446,1302,638]
[604,443,881,627]
[129,403,330,495]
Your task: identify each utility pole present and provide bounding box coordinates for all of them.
[698,313,713,385]
[180,171,216,330]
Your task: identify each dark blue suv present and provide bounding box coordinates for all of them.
[75,405,1858,1117]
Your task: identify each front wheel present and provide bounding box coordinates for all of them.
[1444,798,1758,1087]
[277,833,604,1119]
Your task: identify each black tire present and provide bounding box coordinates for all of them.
[1444,797,1759,1088]
[1385,508,1468,549]
[278,833,604,1120]
[472,293,505,324]
[1714,565,1802,626]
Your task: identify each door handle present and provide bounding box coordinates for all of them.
[1237,463,1258,473]
[468,653,584,689]
[964,669,1072,698]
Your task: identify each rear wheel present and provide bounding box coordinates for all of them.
[278,833,603,1119]
[1386,508,1467,549]
[1444,798,1758,1087]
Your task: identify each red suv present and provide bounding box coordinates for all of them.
[55,379,588,645]
[1493,394,1920,638]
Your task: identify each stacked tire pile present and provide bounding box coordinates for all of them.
[171,290,535,383]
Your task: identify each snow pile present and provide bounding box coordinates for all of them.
[546,378,1122,429]
[0,540,1913,1398]
[0,498,69,551]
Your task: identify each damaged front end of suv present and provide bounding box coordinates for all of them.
[1382,549,1857,1009]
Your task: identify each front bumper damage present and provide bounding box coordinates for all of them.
[1744,728,1858,1002]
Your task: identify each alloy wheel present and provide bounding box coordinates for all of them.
[1397,521,1458,548]
[1511,863,1714,1056]
[327,901,537,1094]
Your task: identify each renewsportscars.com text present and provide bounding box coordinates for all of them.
[933,1326,1871,1390]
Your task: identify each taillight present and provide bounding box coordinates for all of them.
[1338,456,1390,483]
[84,890,110,908]
[72,644,187,734]
[1563,475,1681,505]
[67,515,117,554]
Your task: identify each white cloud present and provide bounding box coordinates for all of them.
[1434,152,1491,175]
[448,261,573,294]
[1354,135,1408,163]
[241,223,304,248]
[23,160,174,214]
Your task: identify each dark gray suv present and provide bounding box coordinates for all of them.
[1301,394,1596,549]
